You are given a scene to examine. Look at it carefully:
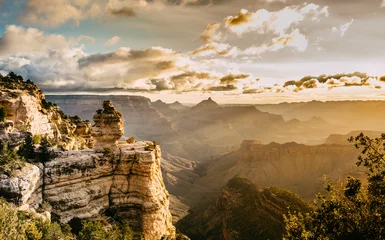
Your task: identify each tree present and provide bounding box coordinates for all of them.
[18,135,36,160]
[0,107,7,122]
[284,133,385,240]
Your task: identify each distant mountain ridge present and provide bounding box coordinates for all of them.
[255,100,385,132]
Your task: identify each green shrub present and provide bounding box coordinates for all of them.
[32,135,41,144]
[0,107,7,122]
[18,135,36,160]
[36,138,56,163]
[0,199,25,240]
[0,142,25,175]
[78,219,133,240]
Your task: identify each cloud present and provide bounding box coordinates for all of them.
[77,35,96,43]
[194,3,328,58]
[20,0,101,28]
[189,42,239,57]
[0,25,69,55]
[105,36,121,46]
[220,73,249,84]
[282,72,379,92]
[332,19,354,37]
[381,0,385,7]
[244,29,308,55]
[201,22,221,42]
[223,3,329,36]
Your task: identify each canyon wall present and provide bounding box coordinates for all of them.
[199,141,363,200]
[0,141,176,239]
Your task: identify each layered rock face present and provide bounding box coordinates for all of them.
[0,89,93,150]
[44,142,175,239]
[91,100,124,150]
[0,90,54,136]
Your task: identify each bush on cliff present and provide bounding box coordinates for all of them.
[18,135,36,160]
[0,199,74,240]
[0,142,25,175]
[78,219,133,240]
[0,107,7,122]
[284,133,385,239]
[36,138,56,163]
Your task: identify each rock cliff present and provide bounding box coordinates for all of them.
[198,141,364,200]
[0,78,93,150]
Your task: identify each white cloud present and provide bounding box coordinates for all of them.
[105,36,121,46]
[20,0,101,28]
[244,29,308,55]
[332,19,354,37]
[0,25,69,55]
[381,0,385,8]
[223,3,329,36]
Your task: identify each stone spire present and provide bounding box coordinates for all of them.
[91,100,124,150]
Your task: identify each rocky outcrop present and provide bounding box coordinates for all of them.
[0,89,93,150]
[0,141,176,239]
[91,100,124,150]
[45,141,175,239]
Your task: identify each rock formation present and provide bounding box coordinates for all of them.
[44,141,176,239]
[0,82,93,150]
[91,100,124,150]
[0,97,177,239]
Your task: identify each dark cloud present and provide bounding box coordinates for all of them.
[284,72,369,87]
[283,72,374,91]
[78,47,178,68]
[108,6,136,17]
[208,84,237,91]
[150,79,171,91]
[220,73,249,84]
[224,9,252,26]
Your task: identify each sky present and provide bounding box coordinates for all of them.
[0,0,385,104]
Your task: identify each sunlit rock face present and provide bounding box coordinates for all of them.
[44,142,176,239]
[0,141,176,239]
[0,90,54,137]
[0,90,94,150]
[91,100,124,150]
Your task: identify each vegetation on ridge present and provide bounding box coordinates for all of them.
[284,133,385,239]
